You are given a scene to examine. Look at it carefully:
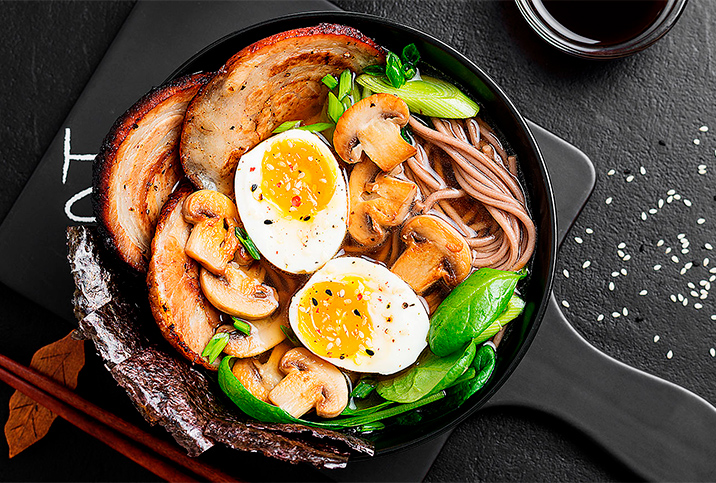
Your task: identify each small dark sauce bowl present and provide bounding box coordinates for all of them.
[516,0,689,59]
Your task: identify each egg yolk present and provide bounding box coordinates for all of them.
[296,277,374,361]
[260,138,336,220]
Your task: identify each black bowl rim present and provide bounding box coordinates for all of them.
[168,10,558,457]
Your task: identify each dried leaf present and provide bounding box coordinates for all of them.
[4,331,85,457]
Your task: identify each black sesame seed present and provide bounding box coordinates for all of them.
[402,302,409,309]
[366,349,374,356]
[251,184,257,192]
[312,297,318,306]
[353,309,361,317]
[264,220,273,225]
[340,355,345,360]
[304,216,311,221]
[325,289,333,296]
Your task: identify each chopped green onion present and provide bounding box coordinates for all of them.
[297,122,334,133]
[234,227,260,260]
[362,64,385,76]
[202,332,230,363]
[473,294,525,344]
[272,120,301,134]
[350,378,377,399]
[401,43,421,66]
[385,52,406,88]
[231,317,252,335]
[403,63,416,81]
[361,86,374,100]
[280,325,300,345]
[327,92,345,123]
[322,74,338,89]
[356,74,480,119]
[401,126,414,144]
[338,69,352,100]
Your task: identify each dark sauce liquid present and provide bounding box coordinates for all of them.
[534,0,669,46]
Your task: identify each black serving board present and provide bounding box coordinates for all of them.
[0,1,594,481]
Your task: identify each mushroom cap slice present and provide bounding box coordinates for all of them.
[268,348,349,419]
[94,73,211,272]
[180,24,385,196]
[183,189,241,275]
[230,341,292,402]
[147,183,221,370]
[391,214,472,294]
[348,160,417,248]
[333,93,417,172]
[199,262,279,320]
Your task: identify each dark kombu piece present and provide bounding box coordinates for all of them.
[66,225,373,467]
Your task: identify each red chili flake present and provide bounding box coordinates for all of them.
[292,195,302,207]
[250,167,256,172]
[276,182,282,188]
[357,293,363,300]
[316,308,320,313]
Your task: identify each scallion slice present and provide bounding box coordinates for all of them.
[297,122,334,132]
[327,92,345,123]
[272,120,301,134]
[234,227,260,260]
[350,378,377,399]
[402,43,421,65]
[338,69,352,100]
[322,74,338,89]
[231,317,252,336]
[385,52,406,88]
[202,332,230,363]
[356,74,480,119]
[362,64,386,76]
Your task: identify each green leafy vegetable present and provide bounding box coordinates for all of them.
[350,378,377,399]
[362,64,386,76]
[322,74,338,89]
[402,43,421,65]
[297,123,334,133]
[201,332,230,364]
[231,317,251,336]
[356,74,480,119]
[272,120,301,134]
[327,92,344,123]
[376,341,476,403]
[234,227,260,260]
[385,52,406,88]
[340,399,393,417]
[446,343,496,409]
[280,325,300,345]
[429,268,525,357]
[473,294,525,344]
[338,69,352,100]
[403,63,416,81]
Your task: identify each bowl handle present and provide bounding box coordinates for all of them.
[485,293,716,481]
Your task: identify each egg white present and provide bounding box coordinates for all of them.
[289,257,430,375]
[234,130,348,274]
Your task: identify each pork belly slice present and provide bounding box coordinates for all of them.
[94,73,211,272]
[147,183,221,370]
[180,23,385,196]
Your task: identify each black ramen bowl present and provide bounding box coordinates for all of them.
[169,11,557,456]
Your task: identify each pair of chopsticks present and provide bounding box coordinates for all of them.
[0,353,240,482]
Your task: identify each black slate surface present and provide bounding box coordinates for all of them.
[0,0,714,481]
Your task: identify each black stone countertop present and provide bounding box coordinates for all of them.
[0,1,714,481]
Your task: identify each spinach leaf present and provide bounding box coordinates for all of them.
[473,294,525,344]
[376,341,476,403]
[429,268,524,357]
[447,343,496,409]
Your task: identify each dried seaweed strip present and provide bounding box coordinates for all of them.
[245,421,373,457]
[206,418,350,469]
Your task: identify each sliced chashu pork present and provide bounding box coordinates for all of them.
[147,183,221,370]
[180,23,385,195]
[94,73,211,272]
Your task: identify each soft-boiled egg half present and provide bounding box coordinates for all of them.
[289,257,429,375]
[235,129,348,274]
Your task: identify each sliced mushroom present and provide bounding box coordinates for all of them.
[391,215,472,294]
[268,348,349,419]
[348,160,417,248]
[200,262,279,320]
[333,94,416,172]
[230,341,293,402]
[147,183,221,370]
[183,189,241,275]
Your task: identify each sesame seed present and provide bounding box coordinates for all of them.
[654,335,660,343]
[684,199,693,207]
[667,196,674,203]
[670,294,677,303]
[698,218,706,225]
[622,307,628,316]
[658,199,664,208]
[621,268,628,276]
[563,269,570,278]
[700,125,709,132]
[618,250,625,258]
[683,298,689,306]
[586,228,594,234]
[711,348,716,357]
[710,267,716,273]
[668,189,677,196]
[609,282,615,291]
[561,300,570,308]
[682,249,690,255]
[575,237,583,244]
[626,175,635,182]
[624,254,632,261]
[665,247,672,254]
[695,303,703,309]
[606,197,613,205]
[694,139,701,145]
[657,239,664,247]
[701,293,708,300]
[640,166,646,175]
[688,282,696,289]
[677,293,684,301]
[641,212,648,220]
[680,268,687,275]
[705,258,710,266]
[711,315,716,320]
[649,208,658,214]
[667,350,673,359]
[706,243,714,250]
[699,164,707,170]
[654,264,662,271]
[672,256,680,263]
[612,312,621,318]
[597,314,604,321]
[639,290,648,296]
[674,194,682,200]
[607,169,615,175]
[711,275,716,281]
[685,262,694,269]
[618,242,626,249]
[691,290,699,297]
[612,271,620,277]
[583,261,591,268]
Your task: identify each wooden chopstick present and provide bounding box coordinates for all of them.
[0,353,240,483]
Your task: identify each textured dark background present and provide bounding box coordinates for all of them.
[0,0,714,481]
